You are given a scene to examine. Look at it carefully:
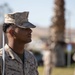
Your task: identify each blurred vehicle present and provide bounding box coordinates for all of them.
[32,51,43,66]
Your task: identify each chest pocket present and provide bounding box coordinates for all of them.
[26,61,35,75]
[5,60,22,75]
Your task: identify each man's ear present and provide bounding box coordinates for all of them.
[9,29,14,36]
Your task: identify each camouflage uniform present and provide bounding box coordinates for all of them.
[0,44,38,75]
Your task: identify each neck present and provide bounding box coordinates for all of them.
[8,40,25,54]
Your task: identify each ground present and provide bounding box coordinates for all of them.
[38,64,75,75]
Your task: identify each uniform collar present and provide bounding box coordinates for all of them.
[4,44,31,64]
[4,44,23,63]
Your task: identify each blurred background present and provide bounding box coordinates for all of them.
[0,0,75,75]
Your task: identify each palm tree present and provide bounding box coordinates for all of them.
[43,0,66,75]
[49,0,66,67]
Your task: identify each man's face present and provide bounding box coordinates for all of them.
[14,27,32,43]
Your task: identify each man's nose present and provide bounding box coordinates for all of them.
[29,28,32,33]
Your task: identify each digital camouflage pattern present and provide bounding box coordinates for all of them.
[0,44,38,75]
[4,11,36,28]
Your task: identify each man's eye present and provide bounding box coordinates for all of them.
[20,28,30,31]
[25,28,30,30]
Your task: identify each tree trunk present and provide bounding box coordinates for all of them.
[49,0,66,67]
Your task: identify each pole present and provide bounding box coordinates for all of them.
[67,10,71,67]
[67,43,72,67]
[0,3,12,75]
[2,32,5,75]
[0,5,5,75]
[67,51,71,67]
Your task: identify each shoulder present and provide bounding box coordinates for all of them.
[25,50,36,60]
[25,50,37,64]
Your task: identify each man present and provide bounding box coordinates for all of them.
[73,53,75,61]
[0,11,38,75]
[42,43,56,75]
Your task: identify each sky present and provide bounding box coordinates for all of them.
[0,0,75,29]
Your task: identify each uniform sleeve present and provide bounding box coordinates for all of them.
[26,51,39,75]
[33,57,39,75]
[30,53,39,75]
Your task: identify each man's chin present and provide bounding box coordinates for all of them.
[24,39,32,44]
[27,40,32,43]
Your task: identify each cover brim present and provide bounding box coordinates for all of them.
[16,22,36,28]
